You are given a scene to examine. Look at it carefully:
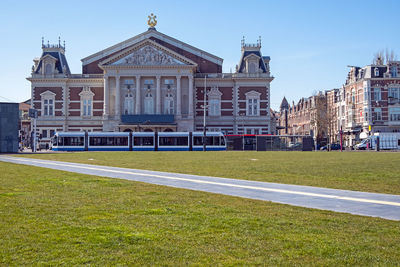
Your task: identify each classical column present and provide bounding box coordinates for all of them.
[176,75,181,117]
[156,75,161,114]
[135,75,141,114]
[103,76,109,116]
[188,75,194,117]
[115,75,121,117]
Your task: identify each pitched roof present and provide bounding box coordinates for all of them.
[81,28,223,67]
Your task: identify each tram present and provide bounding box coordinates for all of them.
[51,131,226,152]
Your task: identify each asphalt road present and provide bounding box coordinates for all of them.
[1,155,400,221]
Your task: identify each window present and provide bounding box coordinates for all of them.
[373,108,382,121]
[124,79,134,85]
[144,92,154,114]
[43,99,54,116]
[82,99,92,116]
[245,127,262,134]
[373,88,381,101]
[389,107,400,121]
[164,93,174,114]
[209,99,220,116]
[124,92,134,115]
[42,130,48,138]
[159,137,188,146]
[164,79,174,85]
[79,87,94,117]
[392,66,398,78]
[45,64,52,75]
[364,89,369,101]
[374,68,379,76]
[144,79,154,85]
[41,91,56,117]
[351,89,356,103]
[247,98,258,116]
[389,88,400,99]
[50,130,55,137]
[207,87,222,116]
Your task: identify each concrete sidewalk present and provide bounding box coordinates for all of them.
[1,155,400,221]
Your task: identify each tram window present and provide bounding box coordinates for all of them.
[58,137,63,146]
[220,137,225,146]
[193,136,221,146]
[193,136,203,146]
[63,137,84,146]
[159,137,188,146]
[134,137,154,146]
[52,137,57,146]
[89,137,128,146]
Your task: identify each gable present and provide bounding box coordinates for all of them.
[101,42,194,67]
[82,29,222,74]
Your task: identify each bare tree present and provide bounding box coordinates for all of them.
[310,92,327,148]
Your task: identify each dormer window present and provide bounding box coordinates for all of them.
[392,66,398,78]
[374,67,379,77]
[45,64,53,75]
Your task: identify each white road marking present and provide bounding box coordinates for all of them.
[3,156,400,207]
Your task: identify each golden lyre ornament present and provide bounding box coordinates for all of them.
[148,13,157,28]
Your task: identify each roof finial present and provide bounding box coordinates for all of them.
[147,13,157,28]
[63,40,66,51]
[258,36,261,46]
[58,36,61,46]
[241,36,245,47]
[42,37,44,47]
[47,40,49,46]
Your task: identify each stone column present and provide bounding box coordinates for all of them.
[103,76,109,117]
[156,75,161,114]
[135,75,141,114]
[115,75,121,117]
[188,75,194,118]
[176,75,181,117]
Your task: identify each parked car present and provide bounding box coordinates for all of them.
[320,143,341,151]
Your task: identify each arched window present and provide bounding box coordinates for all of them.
[164,93,174,114]
[374,67,379,77]
[144,92,153,114]
[124,91,134,115]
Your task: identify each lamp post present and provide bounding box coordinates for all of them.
[201,76,208,151]
[239,113,245,151]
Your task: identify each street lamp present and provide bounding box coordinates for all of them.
[200,76,208,151]
[239,113,245,151]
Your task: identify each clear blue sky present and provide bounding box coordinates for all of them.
[1,0,399,109]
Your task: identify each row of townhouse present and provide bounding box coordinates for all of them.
[278,59,400,147]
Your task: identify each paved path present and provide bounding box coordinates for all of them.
[1,155,400,221]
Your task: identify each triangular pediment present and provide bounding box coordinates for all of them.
[100,39,197,67]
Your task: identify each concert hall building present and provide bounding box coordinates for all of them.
[28,16,274,141]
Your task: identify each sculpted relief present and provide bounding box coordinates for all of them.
[112,45,185,66]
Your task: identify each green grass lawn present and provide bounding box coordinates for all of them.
[1,161,400,265]
[16,151,400,195]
